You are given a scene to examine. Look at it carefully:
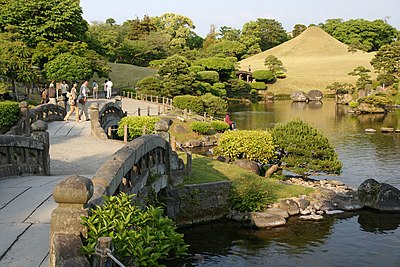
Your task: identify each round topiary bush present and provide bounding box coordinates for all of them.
[271,119,342,174]
[214,130,276,164]
[250,82,267,90]
[173,95,204,114]
[252,70,277,84]
[190,121,211,135]
[210,120,230,132]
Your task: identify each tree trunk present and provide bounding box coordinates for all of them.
[12,78,18,101]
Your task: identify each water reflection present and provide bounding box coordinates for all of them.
[358,210,400,233]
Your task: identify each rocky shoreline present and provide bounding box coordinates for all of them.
[228,177,400,229]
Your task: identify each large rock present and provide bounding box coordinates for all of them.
[358,179,400,212]
[307,90,323,101]
[232,159,260,175]
[274,198,300,215]
[290,91,308,102]
[249,212,286,228]
[332,191,363,211]
[357,103,386,113]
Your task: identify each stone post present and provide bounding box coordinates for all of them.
[90,103,108,140]
[19,101,31,136]
[50,175,93,267]
[31,120,50,175]
[155,119,172,180]
[115,95,122,108]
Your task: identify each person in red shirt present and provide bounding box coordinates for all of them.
[224,112,236,130]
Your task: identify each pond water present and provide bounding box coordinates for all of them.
[170,99,400,267]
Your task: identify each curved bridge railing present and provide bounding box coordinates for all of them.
[49,121,185,266]
[30,104,65,124]
[98,101,125,133]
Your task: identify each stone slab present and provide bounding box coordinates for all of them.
[0,187,28,208]
[0,222,30,259]
[0,224,50,267]
[25,196,56,224]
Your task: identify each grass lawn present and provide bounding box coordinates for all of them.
[182,153,314,200]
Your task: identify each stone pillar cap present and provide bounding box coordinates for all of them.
[53,175,93,204]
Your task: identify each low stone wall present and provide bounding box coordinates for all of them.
[162,181,232,226]
[0,120,50,177]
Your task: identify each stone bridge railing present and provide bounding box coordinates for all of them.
[49,120,185,266]
[1,102,50,178]
[30,103,65,124]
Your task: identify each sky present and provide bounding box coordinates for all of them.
[80,0,400,37]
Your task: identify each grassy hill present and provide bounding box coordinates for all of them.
[92,62,157,88]
[238,26,376,95]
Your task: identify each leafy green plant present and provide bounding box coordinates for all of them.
[271,119,342,174]
[0,101,19,131]
[349,101,359,108]
[81,193,188,266]
[358,94,392,108]
[200,93,228,117]
[229,178,276,212]
[250,82,267,90]
[252,70,277,84]
[190,121,211,135]
[117,116,160,141]
[214,130,276,164]
[196,71,219,84]
[210,120,229,132]
[173,95,204,114]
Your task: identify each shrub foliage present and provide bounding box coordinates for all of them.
[210,120,230,132]
[173,95,204,114]
[271,119,342,174]
[0,101,19,131]
[190,121,211,135]
[214,130,276,164]
[81,193,188,266]
[117,116,160,141]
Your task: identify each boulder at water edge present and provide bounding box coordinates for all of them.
[358,179,400,212]
[290,91,308,102]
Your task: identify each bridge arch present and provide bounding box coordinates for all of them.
[98,102,125,133]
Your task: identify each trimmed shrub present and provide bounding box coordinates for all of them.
[211,82,226,97]
[81,193,188,266]
[229,178,276,212]
[0,101,19,131]
[117,116,160,141]
[188,65,206,74]
[211,120,229,132]
[190,121,211,135]
[200,93,228,117]
[358,94,392,108]
[271,119,342,174]
[214,130,276,164]
[252,70,277,83]
[250,82,267,90]
[136,76,163,96]
[275,70,287,79]
[173,95,204,114]
[196,71,220,84]
[148,59,165,68]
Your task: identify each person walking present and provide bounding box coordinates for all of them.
[64,83,79,122]
[78,80,90,121]
[40,84,49,104]
[92,80,99,99]
[103,79,108,99]
[60,80,69,112]
[48,81,57,104]
[106,78,113,99]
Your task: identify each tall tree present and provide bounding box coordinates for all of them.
[292,24,307,38]
[370,41,400,85]
[219,26,241,41]
[0,0,88,47]
[320,18,398,52]
[348,66,372,90]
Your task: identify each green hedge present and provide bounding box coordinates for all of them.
[173,95,204,114]
[0,101,19,131]
[214,130,276,164]
[252,70,277,83]
[210,120,229,132]
[250,82,267,90]
[117,116,160,141]
[271,119,342,174]
[200,93,228,117]
[190,121,211,135]
[188,65,206,74]
[196,71,219,84]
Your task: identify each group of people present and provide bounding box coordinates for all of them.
[39,78,114,122]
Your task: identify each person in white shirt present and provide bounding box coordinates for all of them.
[106,78,113,99]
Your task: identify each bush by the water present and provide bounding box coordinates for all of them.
[117,116,160,141]
[190,121,211,135]
[271,119,342,174]
[173,95,204,114]
[210,120,230,132]
[214,130,276,164]
[173,94,227,117]
[229,177,276,212]
[250,82,267,90]
[358,94,392,108]
[0,101,19,132]
[81,193,188,266]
